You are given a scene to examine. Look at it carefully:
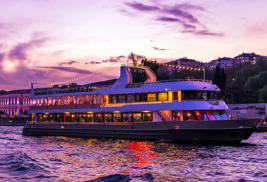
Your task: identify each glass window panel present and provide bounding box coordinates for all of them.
[212,111,223,120]
[136,93,147,102]
[77,95,89,104]
[104,113,112,122]
[118,95,126,103]
[158,92,167,101]
[127,94,135,103]
[205,111,216,120]
[87,114,94,122]
[123,113,132,122]
[94,95,101,104]
[143,112,153,122]
[202,92,207,100]
[64,113,70,122]
[50,114,56,122]
[173,111,181,121]
[79,114,87,122]
[95,113,103,122]
[219,110,228,120]
[43,114,49,122]
[147,93,156,102]
[173,92,178,100]
[30,99,37,106]
[57,114,63,122]
[194,111,209,121]
[133,113,142,122]
[113,113,122,122]
[71,114,78,122]
[37,114,42,122]
[183,111,195,121]
[48,97,61,105]
[111,95,117,103]
[62,96,76,105]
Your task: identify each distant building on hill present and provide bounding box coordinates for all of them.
[234,52,266,64]
[158,57,201,75]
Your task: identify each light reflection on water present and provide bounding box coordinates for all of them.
[0,126,267,182]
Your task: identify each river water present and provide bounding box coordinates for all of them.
[0,126,266,182]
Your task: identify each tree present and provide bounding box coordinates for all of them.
[220,68,227,95]
[258,84,267,103]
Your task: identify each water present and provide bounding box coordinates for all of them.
[0,127,266,182]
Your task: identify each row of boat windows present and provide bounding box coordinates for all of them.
[173,110,228,121]
[37,112,153,122]
[30,91,219,106]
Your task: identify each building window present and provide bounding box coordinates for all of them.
[147,93,156,102]
[127,94,135,103]
[104,113,112,122]
[113,113,121,122]
[95,113,103,122]
[143,112,153,122]
[173,111,181,121]
[158,92,167,101]
[123,113,131,122]
[133,113,142,122]
[79,114,87,122]
[87,113,94,122]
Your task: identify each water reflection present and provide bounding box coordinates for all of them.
[0,127,266,181]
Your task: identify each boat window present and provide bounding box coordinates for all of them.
[136,93,147,102]
[147,93,156,102]
[173,92,178,100]
[123,113,132,122]
[194,111,209,121]
[79,114,87,122]
[87,113,94,122]
[218,110,228,120]
[36,98,47,106]
[118,95,126,103]
[94,95,101,104]
[95,113,103,122]
[30,99,37,106]
[202,92,207,100]
[212,111,223,120]
[127,94,135,103]
[50,114,56,122]
[64,113,71,122]
[109,95,117,103]
[71,114,78,122]
[57,114,63,122]
[62,96,76,105]
[172,111,181,121]
[183,111,196,121]
[43,114,49,122]
[143,112,153,122]
[209,92,214,100]
[205,111,216,120]
[196,92,202,99]
[77,95,92,105]
[133,113,142,122]
[104,113,112,122]
[113,113,122,122]
[37,114,42,122]
[158,92,167,101]
[48,97,61,105]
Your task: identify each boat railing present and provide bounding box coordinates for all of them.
[27,121,137,125]
[114,79,212,89]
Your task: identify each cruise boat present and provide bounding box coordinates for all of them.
[22,56,261,142]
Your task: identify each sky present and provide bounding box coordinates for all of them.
[0,0,267,90]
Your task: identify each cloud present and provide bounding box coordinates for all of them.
[8,38,47,61]
[125,2,160,11]
[102,55,126,63]
[0,53,4,62]
[0,75,13,85]
[39,66,93,74]
[85,61,102,64]
[174,3,206,11]
[156,16,181,22]
[153,47,170,51]
[26,69,48,79]
[162,6,199,23]
[182,29,224,36]
[58,60,79,66]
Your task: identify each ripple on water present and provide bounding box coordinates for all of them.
[0,127,266,182]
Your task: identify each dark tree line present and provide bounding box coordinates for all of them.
[212,66,227,95]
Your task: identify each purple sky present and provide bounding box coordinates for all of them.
[1,0,267,90]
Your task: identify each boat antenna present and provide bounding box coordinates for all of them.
[131,52,139,68]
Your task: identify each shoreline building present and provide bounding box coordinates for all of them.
[0,89,30,115]
[234,52,267,64]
